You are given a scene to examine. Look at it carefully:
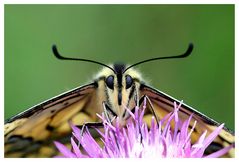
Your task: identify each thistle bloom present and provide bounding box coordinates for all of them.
[54,101,233,158]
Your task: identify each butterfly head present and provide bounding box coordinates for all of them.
[95,63,142,122]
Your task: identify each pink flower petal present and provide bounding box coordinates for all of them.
[54,141,76,158]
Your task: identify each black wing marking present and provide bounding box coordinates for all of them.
[5,82,97,157]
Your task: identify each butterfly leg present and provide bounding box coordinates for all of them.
[76,102,117,148]
[102,101,117,123]
[78,122,103,135]
[75,122,103,149]
[138,95,160,126]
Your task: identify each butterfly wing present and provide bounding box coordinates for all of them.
[5,83,98,157]
[140,84,234,157]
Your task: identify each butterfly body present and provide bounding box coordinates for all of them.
[4,44,234,157]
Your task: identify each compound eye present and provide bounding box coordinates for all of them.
[125,75,133,89]
[106,75,114,89]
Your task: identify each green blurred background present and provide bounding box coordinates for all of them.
[5,5,234,130]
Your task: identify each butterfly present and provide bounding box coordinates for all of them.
[4,43,235,157]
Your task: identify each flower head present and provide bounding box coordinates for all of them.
[54,100,233,158]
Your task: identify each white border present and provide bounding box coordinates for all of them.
[1,0,238,161]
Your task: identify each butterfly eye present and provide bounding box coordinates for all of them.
[106,75,114,89]
[125,75,133,89]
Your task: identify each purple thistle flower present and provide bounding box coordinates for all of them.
[54,101,233,158]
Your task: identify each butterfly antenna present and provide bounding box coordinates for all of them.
[52,45,115,72]
[124,43,194,72]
